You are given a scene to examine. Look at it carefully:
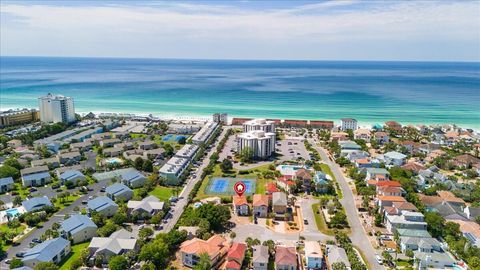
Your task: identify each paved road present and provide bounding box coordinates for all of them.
[308,139,384,270]
[1,179,109,268]
[160,127,230,233]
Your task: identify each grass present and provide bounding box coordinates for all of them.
[256,177,273,194]
[54,194,81,209]
[59,242,90,270]
[0,223,26,251]
[149,186,175,202]
[320,163,343,199]
[311,203,335,236]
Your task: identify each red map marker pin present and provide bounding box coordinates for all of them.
[234,181,246,197]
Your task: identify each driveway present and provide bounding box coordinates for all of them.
[160,127,231,233]
[308,139,384,270]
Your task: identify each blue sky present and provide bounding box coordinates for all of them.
[1,1,479,61]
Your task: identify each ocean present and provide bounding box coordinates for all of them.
[1,56,479,128]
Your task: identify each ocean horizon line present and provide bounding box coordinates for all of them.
[2,55,480,64]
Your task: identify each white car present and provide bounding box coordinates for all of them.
[375,255,383,265]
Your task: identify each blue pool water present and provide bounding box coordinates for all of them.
[6,208,20,216]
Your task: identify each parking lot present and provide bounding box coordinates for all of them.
[276,138,311,161]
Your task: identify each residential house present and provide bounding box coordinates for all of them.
[447,219,480,247]
[452,154,480,169]
[22,196,52,212]
[272,192,287,218]
[313,171,331,194]
[326,245,350,270]
[103,147,122,157]
[383,201,418,216]
[331,132,349,141]
[89,229,137,263]
[252,245,269,270]
[59,170,86,186]
[277,176,295,193]
[305,241,323,270]
[105,183,133,202]
[363,168,389,182]
[114,142,134,150]
[275,246,297,270]
[87,196,118,217]
[99,138,120,148]
[401,162,426,174]
[21,166,51,187]
[226,243,247,270]
[382,151,407,166]
[295,169,312,191]
[463,206,480,221]
[180,235,228,268]
[385,121,402,132]
[353,128,371,141]
[377,186,404,197]
[22,237,70,269]
[354,158,379,169]
[400,236,442,253]
[60,214,97,244]
[377,196,407,208]
[266,182,280,195]
[374,132,389,144]
[233,195,249,216]
[340,118,357,131]
[0,177,14,193]
[415,251,455,270]
[120,169,147,188]
[7,139,22,148]
[252,194,269,218]
[127,195,164,217]
[70,141,92,152]
[385,210,427,233]
[138,140,156,150]
[58,151,82,165]
[31,157,59,168]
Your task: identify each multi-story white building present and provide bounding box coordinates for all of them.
[212,113,228,125]
[237,130,275,160]
[340,118,358,131]
[38,93,76,124]
[243,119,275,133]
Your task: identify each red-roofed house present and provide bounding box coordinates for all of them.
[266,182,280,195]
[295,169,312,191]
[377,186,404,197]
[275,246,297,270]
[277,176,295,193]
[252,194,270,218]
[180,235,228,268]
[385,121,402,132]
[401,162,426,174]
[226,243,247,270]
[233,195,249,216]
[377,196,406,208]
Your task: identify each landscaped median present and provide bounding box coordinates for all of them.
[311,202,350,236]
[319,163,343,199]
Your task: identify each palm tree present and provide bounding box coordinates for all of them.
[194,253,211,270]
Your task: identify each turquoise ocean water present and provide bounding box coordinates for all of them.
[0,57,479,128]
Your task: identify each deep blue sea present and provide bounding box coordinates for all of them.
[1,57,479,128]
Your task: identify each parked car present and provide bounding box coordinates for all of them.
[32,238,42,244]
[304,219,309,225]
[375,255,383,265]
[29,187,37,192]
[16,252,25,258]
[100,186,106,192]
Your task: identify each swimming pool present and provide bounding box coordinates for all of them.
[106,158,123,164]
[6,208,20,217]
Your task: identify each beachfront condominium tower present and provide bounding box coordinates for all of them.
[237,118,276,159]
[243,118,275,133]
[340,118,358,131]
[38,93,76,124]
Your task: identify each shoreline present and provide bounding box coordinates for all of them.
[2,106,478,131]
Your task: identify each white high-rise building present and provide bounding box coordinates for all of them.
[39,93,76,124]
[340,118,358,131]
[212,113,228,125]
[243,119,275,133]
[237,130,275,160]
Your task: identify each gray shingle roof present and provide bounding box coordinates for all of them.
[121,170,145,183]
[22,196,52,212]
[22,237,69,263]
[0,177,14,186]
[61,214,97,235]
[87,196,118,212]
[60,170,84,181]
[105,183,132,196]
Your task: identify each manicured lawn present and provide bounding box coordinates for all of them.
[149,186,175,202]
[311,203,335,236]
[256,177,273,194]
[54,194,81,209]
[59,242,90,270]
[0,223,26,235]
[320,163,343,199]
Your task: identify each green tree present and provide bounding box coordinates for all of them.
[139,238,170,268]
[220,159,233,173]
[332,262,348,270]
[139,227,154,240]
[13,196,22,206]
[330,211,348,228]
[112,212,127,225]
[163,144,174,157]
[239,147,254,163]
[34,262,59,270]
[108,255,129,270]
[9,258,23,269]
[424,212,445,238]
[4,158,23,170]
[194,253,211,270]
[134,157,144,170]
[177,136,187,145]
[0,165,20,180]
[142,159,153,172]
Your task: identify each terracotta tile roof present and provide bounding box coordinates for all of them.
[180,235,227,258]
[278,176,295,186]
[392,201,418,211]
[227,242,247,261]
[275,246,297,266]
[402,162,426,173]
[367,179,379,186]
[226,259,242,270]
[233,195,248,206]
[378,196,406,202]
[266,182,280,194]
[437,191,465,204]
[383,240,397,250]
[419,194,444,206]
[384,206,396,215]
[376,181,402,187]
[356,158,370,164]
[252,194,269,207]
[378,186,403,194]
[295,169,312,179]
[449,220,480,238]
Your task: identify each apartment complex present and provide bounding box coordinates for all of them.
[237,119,276,160]
[0,108,39,127]
[38,93,76,123]
[340,118,358,131]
